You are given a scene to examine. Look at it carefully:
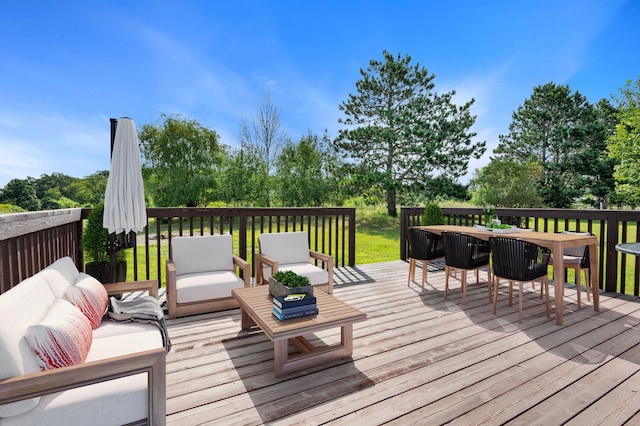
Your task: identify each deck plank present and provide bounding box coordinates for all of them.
[164,260,640,425]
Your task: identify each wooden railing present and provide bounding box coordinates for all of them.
[0,207,355,294]
[400,206,640,295]
[0,209,83,293]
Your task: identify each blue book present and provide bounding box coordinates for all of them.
[272,294,317,309]
[273,303,318,316]
[272,307,318,320]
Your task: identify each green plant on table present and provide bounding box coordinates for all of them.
[272,270,311,288]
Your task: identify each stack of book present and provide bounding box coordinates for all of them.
[272,293,318,320]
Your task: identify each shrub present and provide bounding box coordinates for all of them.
[421,203,444,226]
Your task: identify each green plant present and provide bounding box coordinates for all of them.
[421,203,445,226]
[272,270,311,288]
[82,202,125,265]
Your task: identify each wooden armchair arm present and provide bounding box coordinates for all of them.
[254,253,278,286]
[233,255,251,287]
[103,279,159,299]
[310,250,334,294]
[166,259,177,319]
[0,347,166,424]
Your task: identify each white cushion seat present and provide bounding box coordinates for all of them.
[263,263,329,286]
[175,271,245,304]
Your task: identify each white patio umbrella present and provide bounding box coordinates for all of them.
[103,117,147,237]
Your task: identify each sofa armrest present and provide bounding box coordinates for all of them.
[233,256,251,288]
[0,347,166,424]
[254,253,278,286]
[103,280,159,299]
[166,259,177,319]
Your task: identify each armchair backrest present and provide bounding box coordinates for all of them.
[561,231,592,258]
[171,234,234,275]
[259,232,311,264]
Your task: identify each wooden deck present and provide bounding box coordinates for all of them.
[165,260,640,425]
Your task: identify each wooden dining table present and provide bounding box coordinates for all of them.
[416,225,599,325]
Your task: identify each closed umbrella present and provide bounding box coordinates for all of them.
[103,117,147,235]
[103,117,147,281]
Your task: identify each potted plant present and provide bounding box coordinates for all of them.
[269,270,313,297]
[421,203,445,226]
[82,202,127,283]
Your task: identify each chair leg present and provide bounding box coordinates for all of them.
[544,277,550,318]
[444,265,450,298]
[576,272,582,309]
[462,270,467,304]
[508,281,514,307]
[492,275,499,315]
[407,258,416,287]
[421,260,427,291]
[518,281,524,323]
[585,268,591,302]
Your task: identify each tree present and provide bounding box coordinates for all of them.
[494,82,599,208]
[335,50,485,216]
[469,158,543,208]
[221,144,268,206]
[608,76,640,206]
[0,178,41,211]
[139,114,225,207]
[239,90,289,207]
[275,131,329,207]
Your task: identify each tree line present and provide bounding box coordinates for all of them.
[1,51,638,215]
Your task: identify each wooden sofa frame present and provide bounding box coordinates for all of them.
[0,280,166,425]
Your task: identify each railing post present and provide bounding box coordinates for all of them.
[606,211,619,292]
[400,208,408,261]
[348,209,356,266]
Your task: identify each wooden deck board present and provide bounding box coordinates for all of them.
[165,260,640,425]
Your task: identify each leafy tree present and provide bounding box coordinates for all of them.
[139,114,225,207]
[494,82,600,208]
[0,178,41,211]
[70,170,109,206]
[469,158,543,207]
[275,131,330,207]
[221,144,269,206]
[239,90,289,207]
[608,76,640,206]
[335,50,485,216]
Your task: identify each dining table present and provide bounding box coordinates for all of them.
[416,225,599,325]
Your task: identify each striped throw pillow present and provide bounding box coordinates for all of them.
[25,299,92,370]
[64,273,108,329]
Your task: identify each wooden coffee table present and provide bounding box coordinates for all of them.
[232,285,367,377]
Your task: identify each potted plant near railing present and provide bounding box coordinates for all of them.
[269,270,313,297]
[82,202,127,283]
[421,202,445,226]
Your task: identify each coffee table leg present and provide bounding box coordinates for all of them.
[274,339,288,377]
[341,324,353,355]
[240,308,255,330]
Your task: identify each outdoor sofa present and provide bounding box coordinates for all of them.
[0,257,166,425]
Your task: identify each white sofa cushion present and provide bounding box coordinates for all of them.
[41,256,80,297]
[25,299,92,370]
[0,275,55,416]
[64,273,108,329]
[259,232,311,265]
[171,234,234,275]
[176,271,245,304]
[263,262,329,286]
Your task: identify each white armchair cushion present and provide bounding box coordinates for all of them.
[176,271,245,304]
[171,234,234,275]
[263,263,329,286]
[259,232,311,264]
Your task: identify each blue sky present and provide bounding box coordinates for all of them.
[1,0,638,188]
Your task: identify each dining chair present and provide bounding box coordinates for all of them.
[489,236,551,323]
[556,231,593,309]
[406,228,444,290]
[441,232,491,303]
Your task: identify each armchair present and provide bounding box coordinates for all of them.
[166,234,250,319]
[255,232,334,294]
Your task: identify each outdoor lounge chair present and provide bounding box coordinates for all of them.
[165,234,250,319]
[255,231,334,294]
